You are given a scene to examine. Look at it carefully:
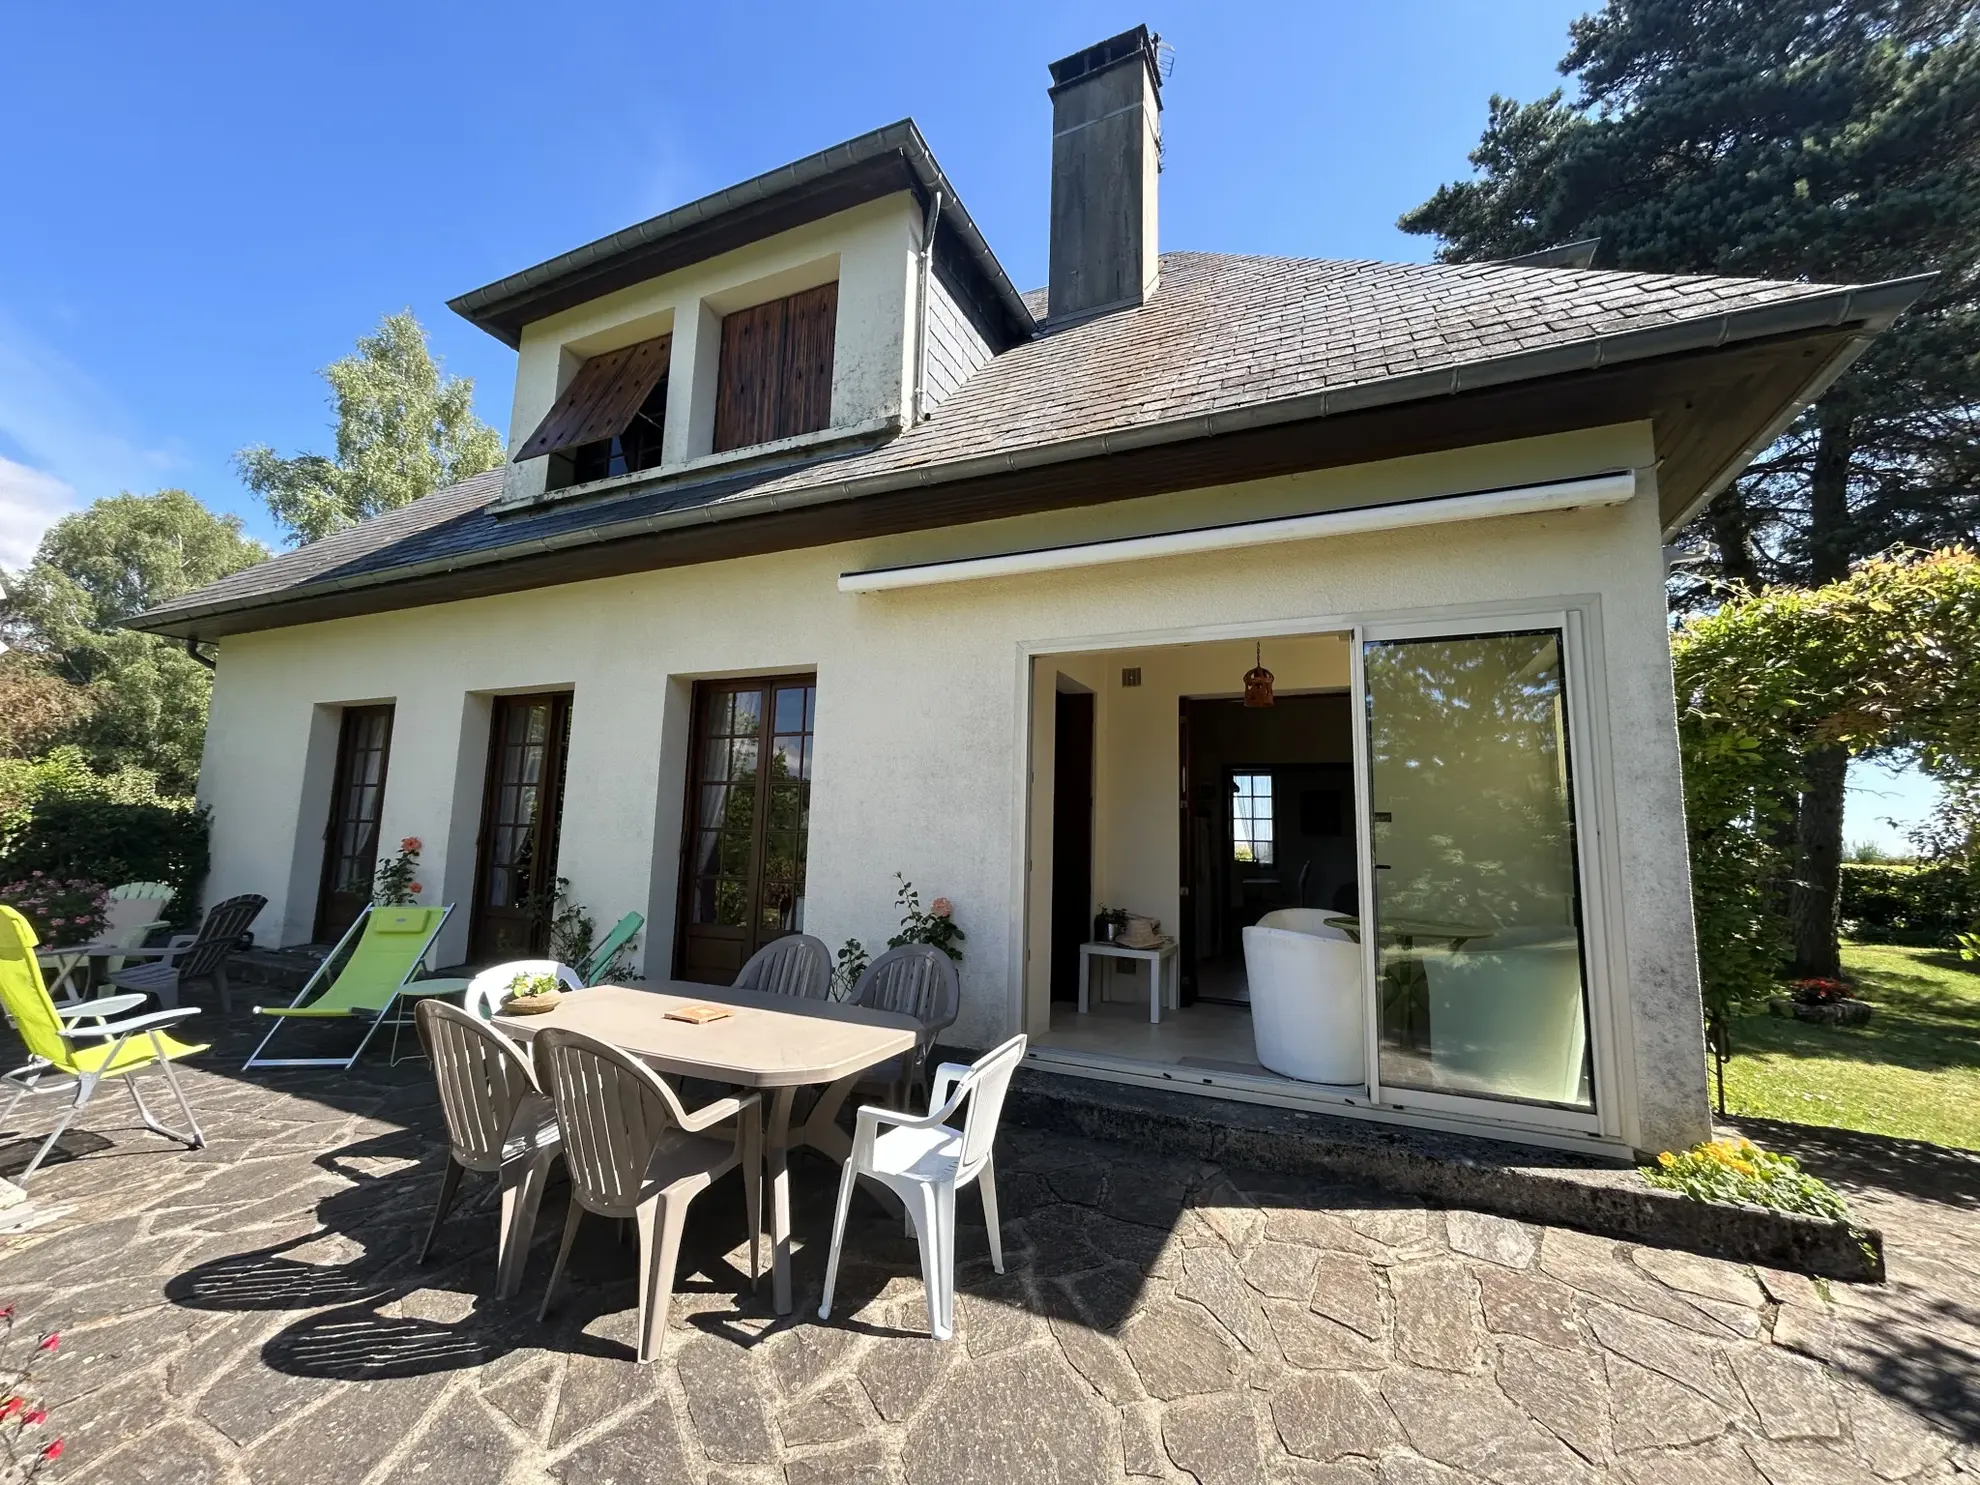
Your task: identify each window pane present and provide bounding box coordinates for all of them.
[1365,631,1592,1111]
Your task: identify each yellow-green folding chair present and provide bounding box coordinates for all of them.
[0,905,208,1185]
[245,904,453,1070]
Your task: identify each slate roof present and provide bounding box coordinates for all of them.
[139,250,1895,631]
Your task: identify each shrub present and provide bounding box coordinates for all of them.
[1838,861,1975,942]
[0,796,208,922]
[1642,1138,1849,1222]
[0,876,108,946]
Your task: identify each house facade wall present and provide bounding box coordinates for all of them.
[198,419,1709,1154]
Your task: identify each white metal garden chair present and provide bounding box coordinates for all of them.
[818,1033,1026,1340]
[415,999,561,1298]
[532,1027,762,1363]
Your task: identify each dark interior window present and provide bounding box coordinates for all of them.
[550,376,669,491]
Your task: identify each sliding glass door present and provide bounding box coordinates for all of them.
[1360,623,1595,1117]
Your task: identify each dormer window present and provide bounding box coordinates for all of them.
[713,283,837,452]
[513,333,672,490]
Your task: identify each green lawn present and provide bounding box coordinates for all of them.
[1721,941,1980,1151]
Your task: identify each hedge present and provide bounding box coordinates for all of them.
[1838,861,1975,942]
[0,796,210,923]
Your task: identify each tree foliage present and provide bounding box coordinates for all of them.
[0,491,269,794]
[1400,0,1980,592]
[236,311,505,547]
[1671,547,1980,1027]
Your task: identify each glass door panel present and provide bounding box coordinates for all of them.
[1363,629,1594,1111]
[677,675,816,983]
[470,693,572,961]
[315,704,394,943]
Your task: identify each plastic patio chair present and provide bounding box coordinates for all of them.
[733,933,832,1000]
[533,1027,761,1363]
[579,911,643,985]
[36,890,171,1004]
[107,894,266,1013]
[0,905,208,1185]
[243,903,452,1070]
[415,1000,561,1298]
[849,945,961,1108]
[819,1033,1027,1341]
[462,959,585,1020]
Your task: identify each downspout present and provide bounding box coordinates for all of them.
[911,190,943,424]
[185,636,217,670]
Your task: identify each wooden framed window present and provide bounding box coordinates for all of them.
[513,333,672,489]
[712,283,838,453]
[315,705,394,943]
[675,675,817,983]
[469,693,573,962]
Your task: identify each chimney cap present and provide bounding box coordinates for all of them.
[1048,24,1163,102]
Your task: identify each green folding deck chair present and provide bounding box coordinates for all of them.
[580,911,644,985]
[245,903,453,1070]
[0,905,208,1185]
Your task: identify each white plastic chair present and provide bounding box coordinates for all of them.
[532,1027,761,1364]
[415,999,560,1298]
[462,960,585,1020]
[818,1033,1027,1341]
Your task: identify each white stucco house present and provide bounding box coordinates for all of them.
[136,27,1920,1158]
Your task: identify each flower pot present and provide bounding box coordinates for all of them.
[502,990,563,1015]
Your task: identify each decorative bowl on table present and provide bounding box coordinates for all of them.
[501,991,562,1015]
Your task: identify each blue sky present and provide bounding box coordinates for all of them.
[0,1,1942,847]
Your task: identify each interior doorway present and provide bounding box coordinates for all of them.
[1181,693,1356,1004]
[314,704,394,944]
[1050,686,1095,1002]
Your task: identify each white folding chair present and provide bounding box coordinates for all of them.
[819,1034,1027,1340]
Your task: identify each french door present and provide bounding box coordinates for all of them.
[675,675,817,984]
[1356,616,1600,1128]
[315,705,394,943]
[469,692,573,962]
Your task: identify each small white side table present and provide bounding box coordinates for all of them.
[1077,938,1181,1024]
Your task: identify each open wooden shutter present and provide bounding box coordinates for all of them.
[513,334,672,462]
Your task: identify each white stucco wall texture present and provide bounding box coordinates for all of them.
[198,422,1710,1155]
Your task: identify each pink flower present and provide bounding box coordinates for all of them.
[40,1438,63,1462]
[930,898,953,919]
[22,1407,46,1426]
[36,1332,58,1353]
[0,1397,22,1421]
[400,837,422,853]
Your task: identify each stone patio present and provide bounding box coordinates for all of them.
[1,1016,1975,1485]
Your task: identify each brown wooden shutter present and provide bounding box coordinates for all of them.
[713,300,786,453]
[513,334,672,462]
[782,282,838,439]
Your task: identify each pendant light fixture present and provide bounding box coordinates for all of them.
[1243,641,1275,708]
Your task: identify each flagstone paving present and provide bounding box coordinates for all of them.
[2,1027,1975,1485]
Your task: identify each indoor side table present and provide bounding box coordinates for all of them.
[1077,938,1180,1023]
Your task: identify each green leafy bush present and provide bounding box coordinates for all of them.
[1838,862,1974,942]
[0,795,209,922]
[1642,1138,1849,1222]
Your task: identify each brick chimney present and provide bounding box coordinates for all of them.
[1047,25,1164,323]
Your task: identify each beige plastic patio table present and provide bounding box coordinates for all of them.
[493,981,917,1315]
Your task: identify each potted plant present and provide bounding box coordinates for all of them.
[1092,905,1128,943]
[501,970,564,1015]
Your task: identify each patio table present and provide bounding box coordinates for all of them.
[494,980,918,1315]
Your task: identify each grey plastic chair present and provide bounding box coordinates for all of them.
[733,933,832,1000]
[849,945,961,1108]
[107,894,266,1013]
[416,1000,560,1298]
[532,1027,761,1363]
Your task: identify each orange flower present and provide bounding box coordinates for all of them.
[401,837,422,853]
[408,883,423,896]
